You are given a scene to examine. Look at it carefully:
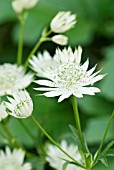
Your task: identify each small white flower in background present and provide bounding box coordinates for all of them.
[0,147,31,170]
[0,101,8,121]
[0,63,33,96]
[46,140,84,170]
[51,34,68,45]
[50,11,76,33]
[5,90,33,118]
[35,46,105,102]
[29,51,59,77]
[12,0,39,14]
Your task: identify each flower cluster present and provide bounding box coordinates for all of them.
[0,63,33,96]
[0,147,31,170]
[46,140,84,170]
[12,0,39,14]
[32,46,104,102]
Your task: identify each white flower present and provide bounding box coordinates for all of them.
[50,11,76,33]
[34,46,105,102]
[5,90,33,118]
[12,0,39,13]
[29,51,59,77]
[51,35,68,45]
[0,147,31,170]
[0,63,33,96]
[46,140,84,170]
[0,101,8,121]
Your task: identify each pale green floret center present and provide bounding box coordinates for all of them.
[54,63,86,87]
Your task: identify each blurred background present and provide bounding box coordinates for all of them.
[0,0,114,169]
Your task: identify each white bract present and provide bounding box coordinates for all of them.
[0,101,8,121]
[12,0,39,13]
[51,34,68,45]
[29,51,59,77]
[0,147,31,170]
[50,11,76,33]
[35,46,105,102]
[0,63,33,96]
[5,90,33,118]
[46,140,84,170]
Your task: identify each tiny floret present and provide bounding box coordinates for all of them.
[0,101,8,121]
[5,90,33,118]
[51,34,68,45]
[46,140,84,170]
[0,147,32,170]
[12,0,39,13]
[50,11,76,33]
[0,63,33,96]
[35,46,105,102]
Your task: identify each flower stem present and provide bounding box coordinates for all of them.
[93,111,114,166]
[24,30,52,71]
[17,16,25,66]
[72,95,86,153]
[31,115,86,169]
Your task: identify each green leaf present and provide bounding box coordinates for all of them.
[106,149,114,157]
[62,161,69,170]
[101,140,114,156]
[85,153,93,169]
[99,156,108,167]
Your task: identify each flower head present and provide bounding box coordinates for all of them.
[5,90,33,118]
[12,0,39,14]
[29,51,59,77]
[35,46,105,102]
[0,63,33,96]
[0,147,31,170]
[0,101,8,121]
[50,11,76,33]
[46,140,84,170]
[51,34,68,45]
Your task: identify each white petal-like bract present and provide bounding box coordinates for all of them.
[51,11,77,33]
[0,101,8,121]
[34,46,105,102]
[0,63,33,96]
[5,90,33,118]
[0,147,31,170]
[46,140,84,170]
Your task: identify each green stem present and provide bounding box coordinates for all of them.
[0,129,11,143]
[72,95,86,153]
[31,115,86,169]
[17,17,25,66]
[93,111,114,166]
[24,38,43,71]
[24,29,52,71]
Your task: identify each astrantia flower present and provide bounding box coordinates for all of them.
[12,0,39,14]
[0,147,31,170]
[35,46,105,102]
[29,51,59,77]
[46,140,84,170]
[50,11,76,33]
[51,34,68,45]
[5,90,33,118]
[0,63,33,96]
[0,101,8,121]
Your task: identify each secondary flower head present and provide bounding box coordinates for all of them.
[0,101,8,121]
[51,34,68,46]
[35,46,105,102]
[5,90,33,118]
[46,140,84,170]
[0,63,33,96]
[29,51,59,77]
[0,147,31,170]
[50,11,76,33]
[12,0,39,14]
